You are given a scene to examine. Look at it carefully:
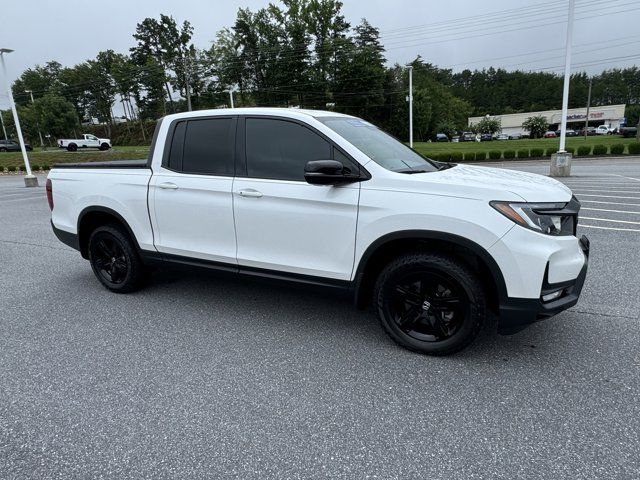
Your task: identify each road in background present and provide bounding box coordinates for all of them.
[1,158,639,479]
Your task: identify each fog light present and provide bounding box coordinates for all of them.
[542,290,563,302]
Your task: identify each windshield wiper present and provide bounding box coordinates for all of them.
[394,168,431,174]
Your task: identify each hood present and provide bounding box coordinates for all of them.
[387,164,573,203]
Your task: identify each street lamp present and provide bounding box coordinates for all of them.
[0,48,37,187]
[25,89,45,149]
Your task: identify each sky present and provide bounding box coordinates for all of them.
[1,0,639,110]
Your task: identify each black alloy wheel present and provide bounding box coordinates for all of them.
[374,252,486,355]
[88,225,146,293]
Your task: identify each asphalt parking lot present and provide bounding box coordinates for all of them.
[1,158,639,479]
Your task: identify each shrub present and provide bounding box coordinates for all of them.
[42,164,50,170]
[592,144,608,155]
[475,151,486,161]
[7,165,16,172]
[565,147,575,155]
[503,150,516,159]
[517,149,530,158]
[18,165,25,172]
[629,143,640,155]
[463,151,476,161]
[488,150,502,160]
[577,145,592,156]
[31,164,40,171]
[610,144,625,155]
[546,147,558,156]
[450,151,463,161]
[530,148,544,157]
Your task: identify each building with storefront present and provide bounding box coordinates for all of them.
[469,104,627,136]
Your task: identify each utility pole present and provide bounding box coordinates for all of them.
[229,89,235,108]
[26,90,45,148]
[0,109,7,141]
[583,78,592,141]
[551,0,575,177]
[184,56,192,112]
[407,65,413,148]
[0,48,37,187]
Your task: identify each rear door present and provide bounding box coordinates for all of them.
[232,116,360,281]
[149,116,238,264]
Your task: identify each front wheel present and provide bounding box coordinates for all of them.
[374,252,486,356]
[88,225,146,293]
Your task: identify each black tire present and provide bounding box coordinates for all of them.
[374,252,486,356]
[0,147,6,152]
[88,224,146,293]
[67,143,77,152]
[99,143,110,151]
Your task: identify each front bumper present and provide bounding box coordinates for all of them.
[497,235,589,335]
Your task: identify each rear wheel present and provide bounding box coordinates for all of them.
[88,225,146,293]
[0,147,6,152]
[374,252,486,356]
[67,143,77,152]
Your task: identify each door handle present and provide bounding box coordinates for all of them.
[159,182,179,190]
[236,189,263,198]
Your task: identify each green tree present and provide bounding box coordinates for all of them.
[22,95,79,140]
[472,116,501,134]
[522,115,549,138]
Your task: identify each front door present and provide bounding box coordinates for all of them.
[232,116,360,281]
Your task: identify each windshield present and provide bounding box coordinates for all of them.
[317,117,439,173]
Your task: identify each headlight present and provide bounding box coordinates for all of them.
[490,201,575,236]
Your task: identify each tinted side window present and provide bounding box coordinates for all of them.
[182,118,235,175]
[168,121,186,171]
[245,118,332,181]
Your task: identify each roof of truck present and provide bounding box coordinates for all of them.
[161,107,354,122]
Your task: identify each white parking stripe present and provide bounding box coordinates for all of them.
[580,224,640,232]
[580,216,640,225]
[573,188,640,194]
[577,193,640,200]
[582,207,640,215]
[609,174,640,183]
[581,200,640,206]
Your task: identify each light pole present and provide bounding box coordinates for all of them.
[0,48,37,187]
[228,89,235,108]
[407,65,413,148]
[25,89,45,149]
[551,0,575,177]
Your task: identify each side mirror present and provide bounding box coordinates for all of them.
[304,160,359,185]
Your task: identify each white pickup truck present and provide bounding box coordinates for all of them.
[58,134,111,151]
[47,108,589,355]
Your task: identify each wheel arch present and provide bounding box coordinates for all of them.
[353,230,508,313]
[77,206,141,259]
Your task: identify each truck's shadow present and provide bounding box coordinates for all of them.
[134,267,560,362]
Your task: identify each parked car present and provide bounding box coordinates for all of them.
[460,131,476,142]
[451,136,460,143]
[435,133,449,142]
[57,134,111,151]
[619,126,637,138]
[495,133,509,141]
[579,127,597,136]
[508,133,522,140]
[543,131,557,138]
[47,108,589,356]
[0,139,33,152]
[595,125,612,135]
[480,133,493,141]
[565,129,578,137]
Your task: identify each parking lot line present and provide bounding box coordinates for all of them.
[609,174,640,182]
[582,207,640,215]
[572,188,640,194]
[580,216,640,225]
[577,193,640,200]
[581,200,640,206]
[580,224,640,232]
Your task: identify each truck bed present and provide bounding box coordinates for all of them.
[52,159,149,169]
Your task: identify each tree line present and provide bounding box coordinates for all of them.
[3,0,640,144]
